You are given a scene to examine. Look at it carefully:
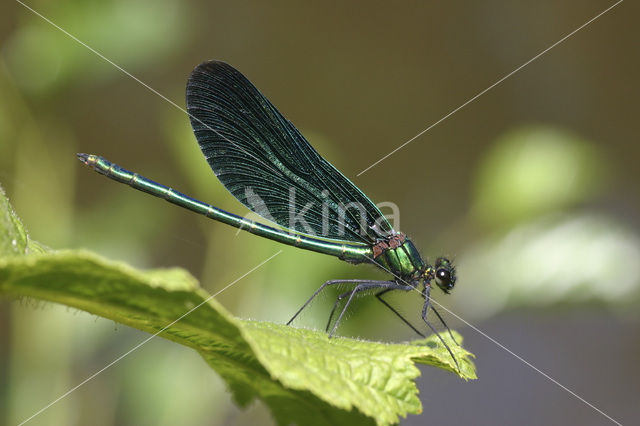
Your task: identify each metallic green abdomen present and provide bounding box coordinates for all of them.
[374,235,425,279]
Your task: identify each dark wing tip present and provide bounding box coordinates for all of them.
[187,60,238,89]
[190,59,228,76]
[186,60,244,114]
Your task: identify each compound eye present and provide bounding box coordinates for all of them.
[436,268,451,285]
[433,257,456,293]
[435,267,455,293]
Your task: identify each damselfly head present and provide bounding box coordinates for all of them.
[434,257,456,294]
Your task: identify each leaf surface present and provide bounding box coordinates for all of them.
[0,186,476,425]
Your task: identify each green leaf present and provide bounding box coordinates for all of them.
[0,186,476,425]
[0,185,46,256]
[0,185,27,256]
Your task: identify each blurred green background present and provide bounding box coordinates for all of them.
[1,1,638,425]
